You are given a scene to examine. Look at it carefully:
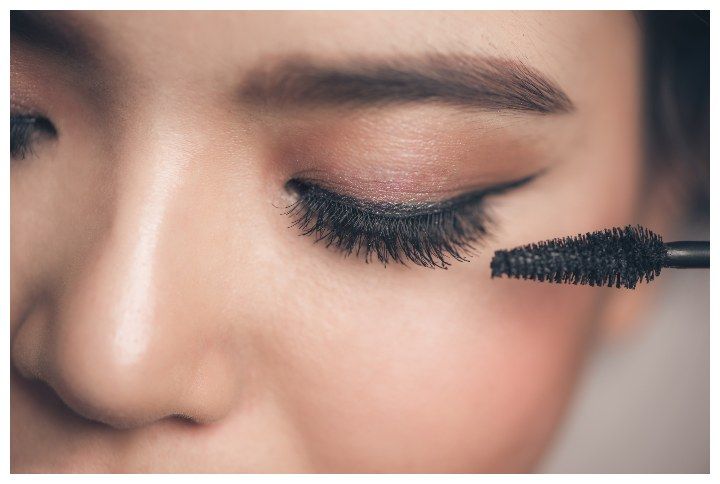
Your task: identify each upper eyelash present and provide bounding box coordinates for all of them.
[10,114,57,159]
[284,175,537,269]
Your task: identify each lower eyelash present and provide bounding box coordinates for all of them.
[284,179,494,269]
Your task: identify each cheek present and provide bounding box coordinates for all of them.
[264,114,637,471]
[267,264,600,472]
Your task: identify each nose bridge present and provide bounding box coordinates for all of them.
[39,122,238,428]
[107,129,187,367]
[74,121,191,368]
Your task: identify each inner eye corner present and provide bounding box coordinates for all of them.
[283,178,307,197]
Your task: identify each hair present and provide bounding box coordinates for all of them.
[640,11,709,222]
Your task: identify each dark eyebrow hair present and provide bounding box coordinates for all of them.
[241,54,574,114]
[11,10,98,68]
[11,12,573,116]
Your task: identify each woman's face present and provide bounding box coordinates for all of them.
[11,11,643,472]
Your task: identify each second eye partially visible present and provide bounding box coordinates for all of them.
[11,114,57,160]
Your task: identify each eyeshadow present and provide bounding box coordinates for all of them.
[286,172,541,216]
[269,102,563,204]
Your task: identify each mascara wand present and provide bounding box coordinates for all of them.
[490,225,709,289]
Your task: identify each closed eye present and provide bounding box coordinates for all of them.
[10,114,57,160]
[284,172,541,269]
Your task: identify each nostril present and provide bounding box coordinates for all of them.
[16,348,185,430]
[12,283,243,431]
[12,368,111,430]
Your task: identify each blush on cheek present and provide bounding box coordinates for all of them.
[413,282,600,471]
[278,274,600,472]
[465,280,601,469]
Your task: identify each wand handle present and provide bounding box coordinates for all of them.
[664,241,710,268]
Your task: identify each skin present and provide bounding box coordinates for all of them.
[11,11,657,472]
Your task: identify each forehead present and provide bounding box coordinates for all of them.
[12,10,641,153]
[15,11,637,81]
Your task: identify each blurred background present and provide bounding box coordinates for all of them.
[540,220,709,473]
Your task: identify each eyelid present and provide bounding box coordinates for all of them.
[10,114,57,135]
[284,170,544,268]
[287,170,543,217]
[10,113,58,159]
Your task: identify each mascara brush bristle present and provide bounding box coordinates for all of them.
[490,225,667,289]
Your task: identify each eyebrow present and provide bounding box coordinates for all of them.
[11,10,99,69]
[240,54,574,115]
[11,11,574,116]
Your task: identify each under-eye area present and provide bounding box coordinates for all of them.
[284,174,539,268]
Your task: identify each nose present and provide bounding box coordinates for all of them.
[11,132,245,429]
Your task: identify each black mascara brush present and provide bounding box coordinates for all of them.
[490,225,709,289]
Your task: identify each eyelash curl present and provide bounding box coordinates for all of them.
[284,179,500,269]
[10,114,57,160]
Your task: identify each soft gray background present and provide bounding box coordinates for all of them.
[540,222,710,473]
